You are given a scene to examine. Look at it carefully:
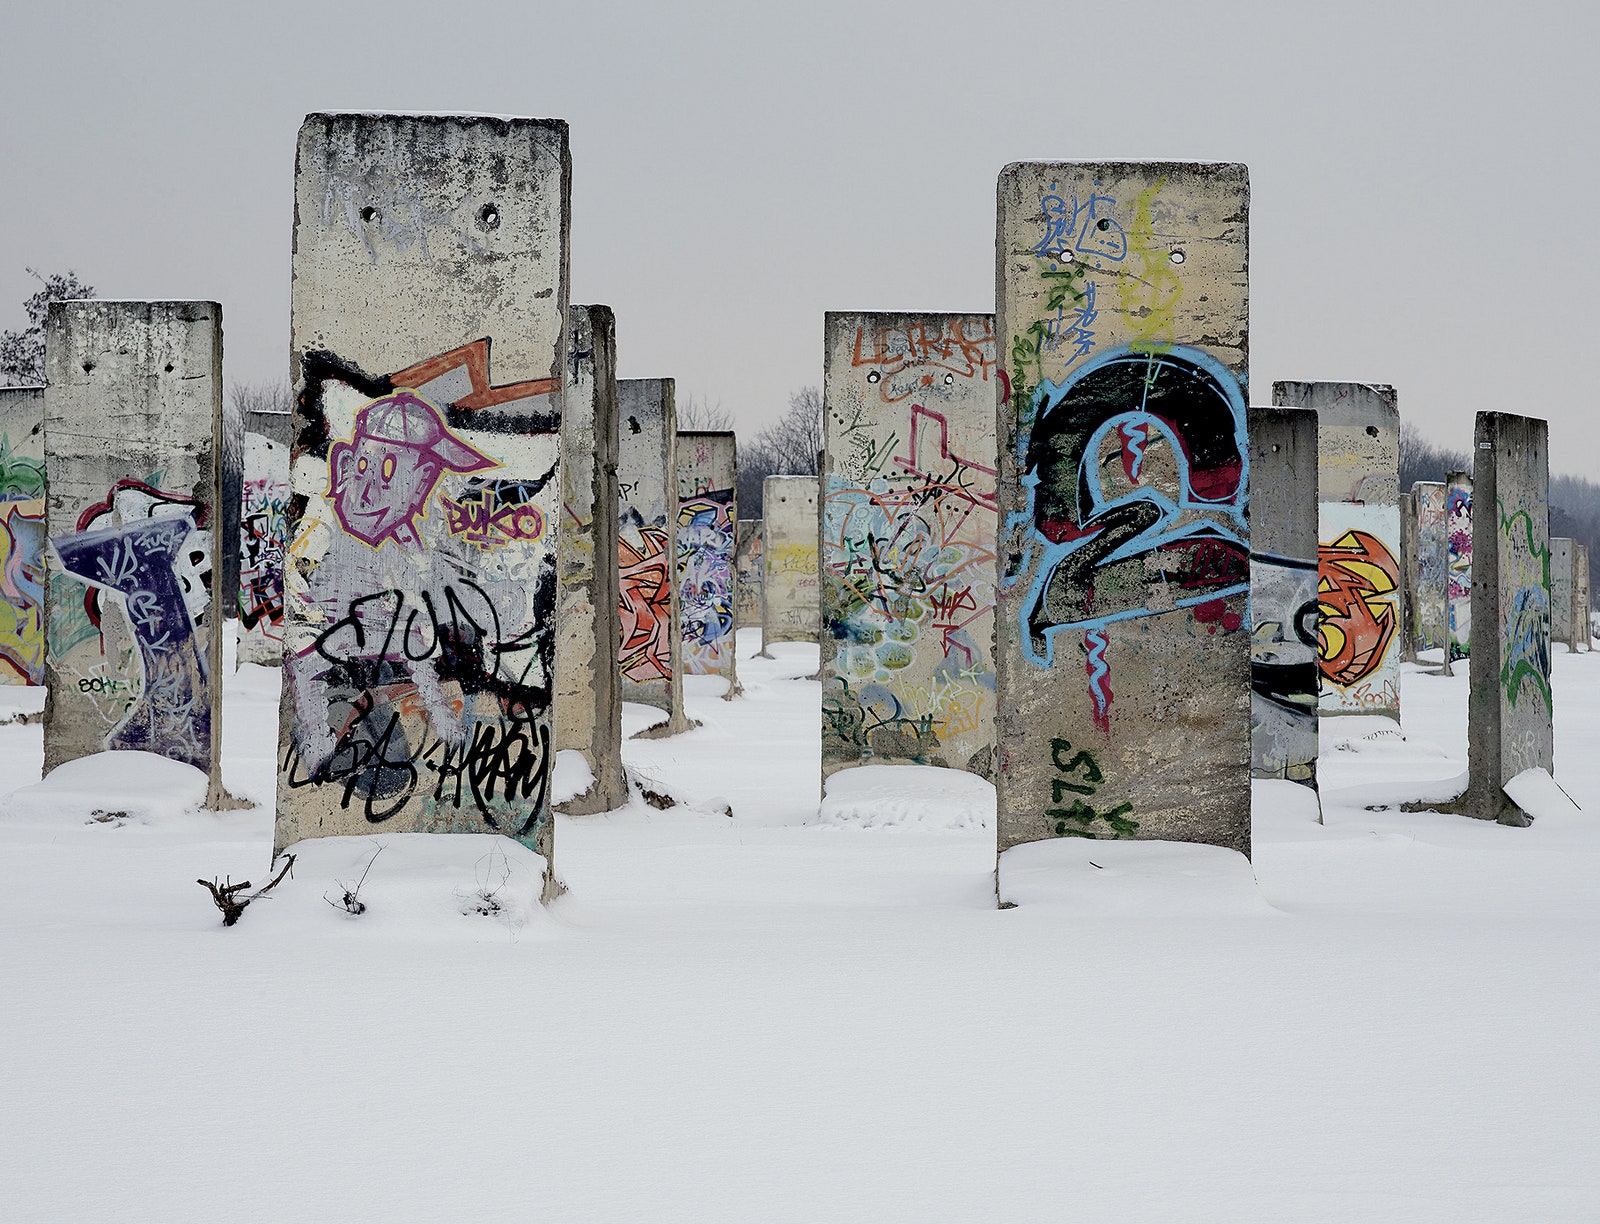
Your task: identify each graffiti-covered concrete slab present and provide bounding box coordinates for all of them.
[277,113,569,871]
[1575,544,1591,652]
[1552,537,1575,649]
[0,387,44,686]
[1464,412,1551,823]
[996,162,1251,860]
[820,311,997,780]
[238,429,289,665]
[1447,471,1472,661]
[762,476,819,645]
[676,430,738,685]
[1274,382,1401,718]
[1398,488,1417,663]
[1414,482,1448,656]
[1248,406,1318,789]
[734,519,763,629]
[43,301,224,795]
[557,305,626,813]
[617,378,689,729]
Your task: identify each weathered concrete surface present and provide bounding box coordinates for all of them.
[237,429,289,665]
[1575,545,1591,651]
[42,300,224,803]
[1414,481,1448,656]
[761,475,819,645]
[996,161,1251,859]
[617,378,691,736]
[734,519,763,629]
[1274,381,1401,719]
[556,305,626,814]
[1398,488,1418,663]
[819,311,997,781]
[676,431,739,689]
[0,387,45,685]
[278,113,569,879]
[1551,537,1575,649]
[1248,405,1318,790]
[220,394,243,629]
[1458,412,1552,824]
[244,408,294,446]
[1447,470,1473,661]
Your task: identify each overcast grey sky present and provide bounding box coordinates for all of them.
[3,1,1596,472]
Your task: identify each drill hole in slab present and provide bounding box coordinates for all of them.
[477,203,501,231]
[81,360,95,373]
[360,206,381,224]
[1169,249,1186,264]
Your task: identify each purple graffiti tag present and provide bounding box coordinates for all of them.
[54,514,210,769]
[327,391,497,550]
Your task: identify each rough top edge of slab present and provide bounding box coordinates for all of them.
[678,430,737,441]
[299,111,569,133]
[997,159,1249,177]
[763,474,815,485]
[46,299,221,312]
[0,385,44,396]
[1272,379,1398,398]
[1411,480,1446,491]
[618,377,674,390]
[1477,410,1549,429]
[573,303,615,322]
[823,309,994,324]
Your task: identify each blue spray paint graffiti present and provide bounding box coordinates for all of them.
[53,514,210,768]
[1004,344,1250,684]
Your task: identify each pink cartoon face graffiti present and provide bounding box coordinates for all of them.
[327,391,497,550]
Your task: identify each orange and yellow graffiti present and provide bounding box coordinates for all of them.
[1317,529,1399,687]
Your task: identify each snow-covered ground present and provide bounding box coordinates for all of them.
[2,630,1597,1222]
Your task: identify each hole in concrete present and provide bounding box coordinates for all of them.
[81,360,95,373]
[477,203,501,231]
[943,373,954,385]
[627,416,640,434]
[360,205,380,224]
[164,363,174,373]
[1096,218,1112,231]
[1367,425,1380,438]
[866,371,881,384]
[1169,249,1186,264]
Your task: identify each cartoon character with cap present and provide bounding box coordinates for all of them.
[328,390,498,550]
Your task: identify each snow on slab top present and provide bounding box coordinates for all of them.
[3,751,208,826]
[819,764,994,832]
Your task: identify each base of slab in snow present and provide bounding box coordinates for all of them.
[998,836,1272,915]
[3,751,210,827]
[818,764,995,831]
[256,833,556,940]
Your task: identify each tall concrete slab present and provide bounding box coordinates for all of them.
[0,387,45,686]
[1274,381,1401,718]
[676,430,739,687]
[43,300,224,801]
[996,162,1251,858]
[277,113,569,872]
[1551,537,1575,649]
[1575,545,1591,651]
[237,428,289,665]
[762,475,819,645]
[1398,488,1418,663]
[617,378,690,735]
[1446,471,1473,660]
[734,519,763,629]
[1462,412,1551,823]
[557,304,626,813]
[819,310,998,780]
[1248,406,1319,789]
[1414,481,1448,656]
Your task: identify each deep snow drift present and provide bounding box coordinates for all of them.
[1,631,1597,1222]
